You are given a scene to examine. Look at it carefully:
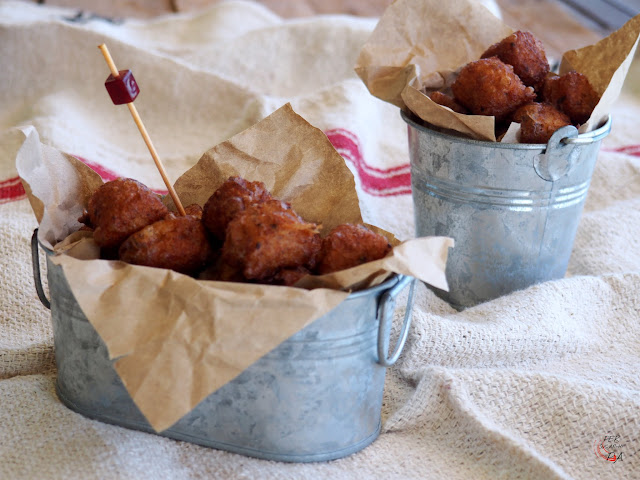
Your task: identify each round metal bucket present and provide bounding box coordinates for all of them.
[402,111,611,308]
[31,230,415,463]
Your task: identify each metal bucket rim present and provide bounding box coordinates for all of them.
[400,109,612,149]
[36,232,402,301]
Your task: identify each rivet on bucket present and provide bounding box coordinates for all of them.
[402,111,611,308]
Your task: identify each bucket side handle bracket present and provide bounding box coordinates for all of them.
[534,125,581,182]
[377,275,416,367]
[31,228,51,309]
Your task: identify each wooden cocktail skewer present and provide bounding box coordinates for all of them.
[98,43,186,216]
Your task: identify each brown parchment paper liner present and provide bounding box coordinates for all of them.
[17,104,452,433]
[560,14,640,133]
[354,0,640,142]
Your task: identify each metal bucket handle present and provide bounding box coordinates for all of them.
[377,275,416,367]
[535,125,581,181]
[31,228,51,309]
[535,116,612,182]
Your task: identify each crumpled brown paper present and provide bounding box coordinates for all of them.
[559,14,640,133]
[17,103,452,432]
[354,0,640,141]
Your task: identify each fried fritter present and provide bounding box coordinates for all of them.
[542,71,600,125]
[267,266,312,287]
[86,177,169,248]
[183,204,203,219]
[202,176,273,242]
[315,224,392,275]
[119,214,212,275]
[481,31,550,92]
[451,57,536,121]
[513,102,571,144]
[199,254,246,283]
[222,200,321,281]
[429,91,468,114]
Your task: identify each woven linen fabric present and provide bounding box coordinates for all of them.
[1,1,639,478]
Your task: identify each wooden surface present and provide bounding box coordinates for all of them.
[17,0,613,58]
[498,0,602,57]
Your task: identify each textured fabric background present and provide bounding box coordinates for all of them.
[1,1,639,478]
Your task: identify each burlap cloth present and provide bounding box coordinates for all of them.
[1,1,639,478]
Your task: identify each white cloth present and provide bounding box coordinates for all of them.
[1,1,639,478]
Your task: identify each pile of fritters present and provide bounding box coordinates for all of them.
[79,176,392,286]
[428,30,600,143]
[79,178,212,275]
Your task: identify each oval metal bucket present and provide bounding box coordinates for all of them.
[31,230,415,463]
[402,111,611,309]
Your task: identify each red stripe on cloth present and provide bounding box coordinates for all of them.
[324,129,411,197]
[73,155,121,182]
[1,176,23,187]
[605,144,640,157]
[0,176,26,204]
[4,131,411,205]
[72,156,168,195]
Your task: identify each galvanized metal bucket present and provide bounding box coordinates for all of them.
[402,111,612,308]
[31,230,415,463]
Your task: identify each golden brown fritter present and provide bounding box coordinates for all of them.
[315,224,392,275]
[202,176,273,242]
[542,71,600,125]
[183,204,203,219]
[451,57,536,121]
[198,255,246,283]
[87,177,169,248]
[222,200,321,281]
[267,266,312,287]
[481,31,550,92]
[513,102,571,144]
[118,214,213,275]
[429,91,468,114]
